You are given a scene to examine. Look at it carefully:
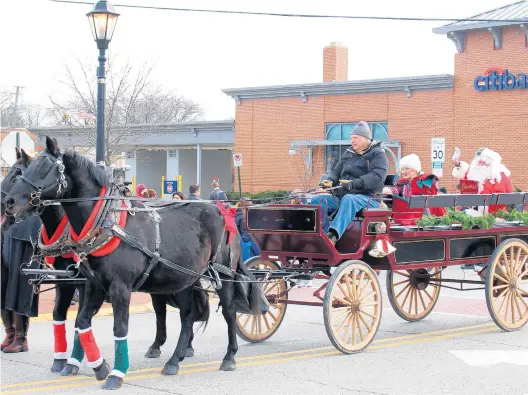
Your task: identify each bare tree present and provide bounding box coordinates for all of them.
[288,146,322,192]
[1,90,45,128]
[48,55,203,164]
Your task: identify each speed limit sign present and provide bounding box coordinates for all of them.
[431,137,445,177]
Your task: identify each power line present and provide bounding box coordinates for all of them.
[50,0,528,23]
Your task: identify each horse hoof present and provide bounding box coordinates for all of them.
[51,359,67,373]
[220,360,236,371]
[60,363,80,376]
[144,348,161,358]
[94,359,110,381]
[161,363,179,375]
[186,347,195,358]
[102,375,123,390]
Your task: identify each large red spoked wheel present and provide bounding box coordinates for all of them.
[323,260,382,354]
[387,267,441,322]
[485,238,528,331]
[235,257,288,343]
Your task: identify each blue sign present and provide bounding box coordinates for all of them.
[474,69,527,92]
[432,162,443,169]
[164,181,178,194]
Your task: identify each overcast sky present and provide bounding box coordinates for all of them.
[0,0,514,122]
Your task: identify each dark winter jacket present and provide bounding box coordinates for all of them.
[325,141,389,196]
[209,188,228,201]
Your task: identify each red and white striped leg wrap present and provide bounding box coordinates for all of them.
[53,321,68,359]
[78,327,103,368]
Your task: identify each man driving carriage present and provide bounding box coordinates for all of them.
[311,121,389,245]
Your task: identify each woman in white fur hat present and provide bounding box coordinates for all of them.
[383,153,423,196]
[383,153,446,221]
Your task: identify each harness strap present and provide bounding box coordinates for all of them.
[105,221,211,281]
[212,263,235,278]
[132,254,159,292]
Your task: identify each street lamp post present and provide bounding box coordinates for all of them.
[86,0,119,166]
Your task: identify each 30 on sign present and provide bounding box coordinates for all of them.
[431,138,445,162]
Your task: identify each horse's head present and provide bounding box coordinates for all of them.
[1,148,33,230]
[4,136,69,221]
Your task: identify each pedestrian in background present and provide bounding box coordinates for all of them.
[172,192,186,200]
[209,178,228,201]
[188,184,201,200]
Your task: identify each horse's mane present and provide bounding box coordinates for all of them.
[61,149,111,188]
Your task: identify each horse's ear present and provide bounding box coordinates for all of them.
[20,149,32,165]
[45,136,60,157]
[15,147,21,159]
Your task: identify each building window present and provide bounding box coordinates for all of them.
[125,151,135,159]
[168,150,178,158]
[324,122,388,173]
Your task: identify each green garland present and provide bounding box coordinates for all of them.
[416,208,528,230]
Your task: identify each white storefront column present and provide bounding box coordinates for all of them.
[166,149,180,184]
[196,144,202,186]
[124,151,137,184]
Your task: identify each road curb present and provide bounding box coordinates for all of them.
[32,294,219,323]
[31,303,168,323]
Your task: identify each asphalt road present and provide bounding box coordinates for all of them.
[1,267,527,395]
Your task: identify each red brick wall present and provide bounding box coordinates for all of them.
[453,26,528,191]
[234,25,528,193]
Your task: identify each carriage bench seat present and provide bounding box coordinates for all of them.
[354,208,391,219]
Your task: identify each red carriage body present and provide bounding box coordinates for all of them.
[238,189,528,352]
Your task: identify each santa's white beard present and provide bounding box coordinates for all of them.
[466,166,491,183]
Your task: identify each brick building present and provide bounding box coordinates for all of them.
[224,1,528,193]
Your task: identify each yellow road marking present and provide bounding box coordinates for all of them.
[1,323,499,394]
[2,322,495,390]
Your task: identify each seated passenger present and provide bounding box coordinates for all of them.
[311,121,389,245]
[382,154,446,225]
[452,147,513,216]
[235,198,261,262]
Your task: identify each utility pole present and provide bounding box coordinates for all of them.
[13,85,24,147]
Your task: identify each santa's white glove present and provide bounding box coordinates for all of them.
[452,147,461,166]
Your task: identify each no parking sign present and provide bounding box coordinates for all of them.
[233,153,243,167]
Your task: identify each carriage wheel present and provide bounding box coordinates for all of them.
[387,267,441,322]
[236,258,288,343]
[323,260,382,354]
[485,238,528,331]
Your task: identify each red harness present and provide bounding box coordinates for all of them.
[42,216,78,265]
[41,187,128,264]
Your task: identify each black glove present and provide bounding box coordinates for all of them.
[341,179,357,192]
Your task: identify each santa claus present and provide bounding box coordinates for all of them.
[452,147,513,215]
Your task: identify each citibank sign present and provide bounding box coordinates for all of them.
[474,68,527,91]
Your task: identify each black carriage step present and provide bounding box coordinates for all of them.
[22,269,77,278]
[29,278,86,285]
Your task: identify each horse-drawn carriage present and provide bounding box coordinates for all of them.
[235,182,528,353]
[2,140,527,390]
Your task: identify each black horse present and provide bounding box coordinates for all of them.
[2,147,206,380]
[5,137,246,390]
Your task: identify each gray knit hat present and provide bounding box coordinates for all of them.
[351,121,372,140]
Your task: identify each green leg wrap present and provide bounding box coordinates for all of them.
[111,338,129,377]
[68,330,85,366]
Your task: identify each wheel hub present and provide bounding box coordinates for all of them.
[410,269,431,290]
[350,299,360,313]
[509,279,517,290]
